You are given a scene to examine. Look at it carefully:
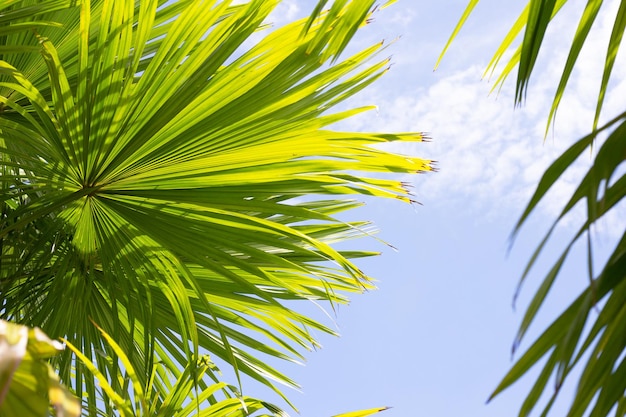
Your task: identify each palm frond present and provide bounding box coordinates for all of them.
[0,0,433,412]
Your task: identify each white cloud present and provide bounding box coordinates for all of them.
[343,66,571,215]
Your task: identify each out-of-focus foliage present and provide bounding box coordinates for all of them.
[0,320,80,417]
[439,1,626,416]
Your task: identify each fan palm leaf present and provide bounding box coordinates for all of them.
[438,1,626,416]
[0,0,432,412]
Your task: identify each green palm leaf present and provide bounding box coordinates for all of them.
[0,0,433,413]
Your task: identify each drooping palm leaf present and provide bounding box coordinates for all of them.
[492,112,626,417]
[439,1,626,416]
[0,0,432,413]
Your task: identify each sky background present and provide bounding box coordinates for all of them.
[224,1,626,416]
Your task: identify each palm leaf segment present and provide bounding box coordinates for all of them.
[438,1,626,416]
[63,323,286,417]
[0,0,432,409]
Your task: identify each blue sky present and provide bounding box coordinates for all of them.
[228,1,626,416]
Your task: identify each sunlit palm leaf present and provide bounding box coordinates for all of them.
[0,0,432,412]
[0,1,206,106]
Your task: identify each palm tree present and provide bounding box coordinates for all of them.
[439,1,626,416]
[0,0,431,415]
